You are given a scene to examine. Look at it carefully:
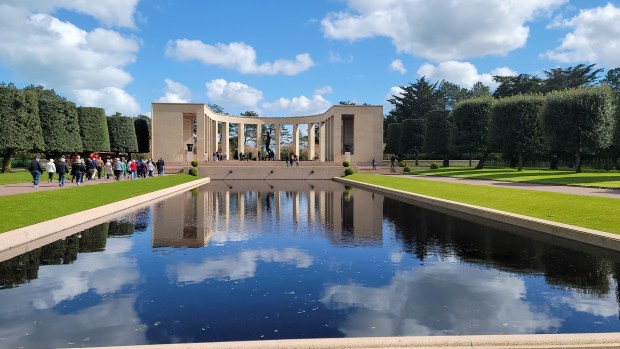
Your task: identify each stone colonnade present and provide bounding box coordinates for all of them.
[151,103,384,164]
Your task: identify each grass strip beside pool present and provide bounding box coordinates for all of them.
[345,173,620,234]
[407,167,620,189]
[0,175,199,233]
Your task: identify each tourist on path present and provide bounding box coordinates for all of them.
[71,158,86,186]
[147,160,155,177]
[57,157,69,187]
[390,155,396,168]
[28,157,43,187]
[104,159,113,180]
[113,158,123,180]
[156,158,165,176]
[96,157,104,179]
[372,158,376,170]
[46,159,56,183]
[129,160,137,180]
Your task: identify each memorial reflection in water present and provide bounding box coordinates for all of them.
[0,181,619,348]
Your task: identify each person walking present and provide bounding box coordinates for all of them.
[46,159,56,183]
[113,158,122,180]
[96,156,104,179]
[156,158,165,176]
[104,159,113,180]
[57,157,69,187]
[147,160,155,177]
[71,158,85,186]
[390,154,396,168]
[129,160,137,180]
[372,158,376,170]
[28,157,43,187]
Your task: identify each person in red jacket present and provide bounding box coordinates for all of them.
[129,160,138,180]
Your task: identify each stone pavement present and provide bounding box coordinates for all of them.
[0,177,149,196]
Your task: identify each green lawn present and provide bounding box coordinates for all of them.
[344,173,620,234]
[0,169,35,185]
[405,166,620,189]
[0,174,200,233]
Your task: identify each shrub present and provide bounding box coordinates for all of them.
[191,160,198,167]
[342,160,350,167]
[430,162,439,169]
[398,161,406,167]
[403,165,411,172]
[188,167,198,176]
[344,167,354,176]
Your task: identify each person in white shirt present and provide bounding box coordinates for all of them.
[46,159,56,183]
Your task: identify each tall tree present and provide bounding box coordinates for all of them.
[489,94,545,171]
[451,97,495,169]
[388,77,444,123]
[400,118,425,165]
[424,110,452,167]
[469,81,492,98]
[438,80,469,110]
[107,114,138,156]
[603,68,620,99]
[542,86,615,172]
[492,74,543,98]
[134,115,151,154]
[0,84,45,172]
[26,86,82,158]
[384,123,402,155]
[542,63,603,93]
[77,107,110,153]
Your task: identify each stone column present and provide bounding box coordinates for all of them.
[238,123,245,156]
[275,124,281,160]
[293,123,299,157]
[211,119,217,159]
[257,124,263,159]
[196,113,205,162]
[223,122,230,160]
[319,121,326,162]
[308,123,315,161]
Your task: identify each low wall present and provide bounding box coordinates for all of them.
[336,177,620,252]
[197,166,344,180]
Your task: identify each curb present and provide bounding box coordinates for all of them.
[334,177,620,252]
[0,177,210,262]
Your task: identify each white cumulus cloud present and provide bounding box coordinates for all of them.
[206,79,263,108]
[73,87,141,115]
[0,2,141,115]
[321,0,566,61]
[545,3,620,67]
[2,0,139,28]
[166,39,315,75]
[389,59,407,74]
[158,79,192,103]
[417,61,516,88]
[263,93,332,116]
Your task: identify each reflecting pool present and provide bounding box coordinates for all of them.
[1,180,620,348]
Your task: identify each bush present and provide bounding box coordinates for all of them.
[342,160,350,167]
[344,167,354,176]
[430,162,439,169]
[191,160,199,167]
[403,165,411,172]
[188,167,198,176]
[398,161,406,167]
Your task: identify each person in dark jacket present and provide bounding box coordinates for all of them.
[28,157,43,187]
[57,157,69,187]
[71,158,86,186]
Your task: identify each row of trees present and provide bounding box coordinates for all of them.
[0,83,151,172]
[386,64,620,172]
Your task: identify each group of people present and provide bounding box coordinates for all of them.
[285,153,300,167]
[28,154,166,188]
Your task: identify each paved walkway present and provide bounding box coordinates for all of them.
[0,177,146,196]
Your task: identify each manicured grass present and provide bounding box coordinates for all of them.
[344,173,620,234]
[0,169,34,185]
[0,175,200,233]
[406,166,620,189]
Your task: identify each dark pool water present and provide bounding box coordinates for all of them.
[1,180,619,348]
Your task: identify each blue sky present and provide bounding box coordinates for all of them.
[0,0,619,118]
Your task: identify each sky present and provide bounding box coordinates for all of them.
[1,0,619,118]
